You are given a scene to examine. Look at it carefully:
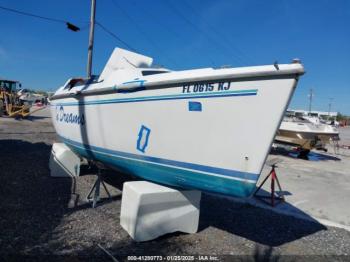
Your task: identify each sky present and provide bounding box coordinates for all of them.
[0,0,349,114]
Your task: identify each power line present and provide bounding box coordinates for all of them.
[162,1,218,65]
[95,21,138,52]
[163,1,246,66]
[0,5,65,23]
[129,0,215,67]
[131,1,215,67]
[0,5,82,31]
[182,0,256,65]
[109,0,179,67]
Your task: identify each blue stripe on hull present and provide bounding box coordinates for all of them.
[61,136,259,181]
[62,138,257,197]
[52,89,258,107]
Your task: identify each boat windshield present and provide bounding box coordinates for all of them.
[64,75,100,90]
[283,116,312,124]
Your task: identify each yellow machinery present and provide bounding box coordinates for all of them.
[0,78,32,118]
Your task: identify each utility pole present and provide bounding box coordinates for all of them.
[87,0,96,79]
[308,88,314,113]
[328,98,333,120]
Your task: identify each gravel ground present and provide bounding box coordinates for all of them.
[0,110,350,261]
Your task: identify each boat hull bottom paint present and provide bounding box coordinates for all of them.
[62,137,256,197]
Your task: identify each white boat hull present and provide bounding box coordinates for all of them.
[50,76,298,197]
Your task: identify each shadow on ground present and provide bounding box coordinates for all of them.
[198,193,327,247]
[0,139,328,259]
[26,115,51,121]
[0,115,50,122]
[0,139,72,254]
[271,147,341,161]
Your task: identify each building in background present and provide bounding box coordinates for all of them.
[287,109,338,119]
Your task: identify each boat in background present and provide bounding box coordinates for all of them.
[275,116,339,158]
[17,89,46,105]
[302,114,340,127]
[50,47,305,197]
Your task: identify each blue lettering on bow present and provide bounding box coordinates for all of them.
[56,106,85,125]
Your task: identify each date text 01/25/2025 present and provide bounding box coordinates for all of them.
[182,82,231,93]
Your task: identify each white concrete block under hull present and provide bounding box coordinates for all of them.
[120,181,201,242]
[49,143,81,177]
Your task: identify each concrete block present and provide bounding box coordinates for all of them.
[120,181,201,242]
[49,143,81,177]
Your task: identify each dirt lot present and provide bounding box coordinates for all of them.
[0,109,350,261]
